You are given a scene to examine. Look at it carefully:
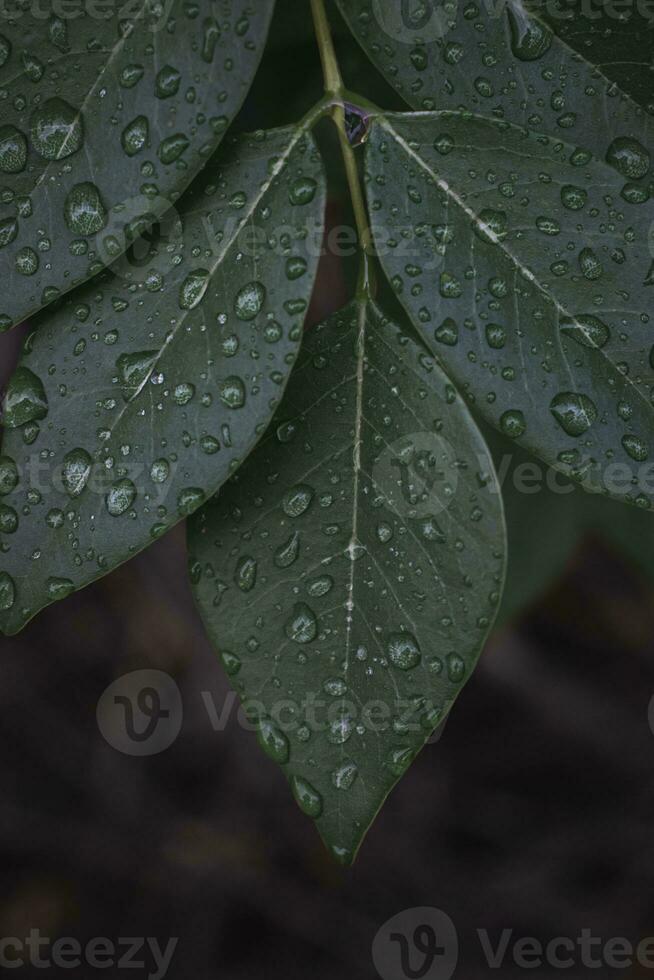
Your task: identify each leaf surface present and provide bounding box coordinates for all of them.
[366,111,654,505]
[0,124,325,634]
[188,299,505,862]
[0,0,275,331]
[336,0,654,172]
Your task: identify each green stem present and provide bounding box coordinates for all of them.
[310,0,376,298]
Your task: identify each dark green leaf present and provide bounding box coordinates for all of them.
[188,299,506,863]
[0,1,276,331]
[0,124,325,634]
[365,111,654,506]
[336,0,653,171]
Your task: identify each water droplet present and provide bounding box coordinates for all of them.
[507,6,552,60]
[64,182,107,236]
[158,133,189,164]
[0,125,27,173]
[282,484,313,518]
[0,572,16,611]
[500,409,526,439]
[0,456,19,495]
[117,350,158,390]
[622,434,649,462]
[0,504,18,534]
[61,448,93,498]
[106,478,137,516]
[285,603,317,644]
[30,97,83,160]
[234,556,257,592]
[274,531,300,568]
[446,653,466,683]
[234,281,266,320]
[332,761,358,791]
[387,632,421,670]
[46,577,74,601]
[179,269,210,310]
[560,185,587,210]
[289,176,318,205]
[220,650,241,676]
[434,317,458,345]
[550,392,598,436]
[121,115,149,156]
[15,247,39,276]
[3,367,48,427]
[606,136,650,179]
[485,323,507,349]
[0,218,18,248]
[219,376,246,409]
[291,775,323,818]
[387,746,413,777]
[560,314,610,349]
[155,65,181,98]
[257,718,290,764]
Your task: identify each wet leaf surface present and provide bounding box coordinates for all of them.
[0,0,276,331]
[336,0,653,172]
[189,299,505,862]
[365,111,654,505]
[0,124,325,634]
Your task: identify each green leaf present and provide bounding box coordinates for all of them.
[336,0,653,169]
[188,299,506,863]
[0,124,326,635]
[365,111,654,506]
[0,0,276,332]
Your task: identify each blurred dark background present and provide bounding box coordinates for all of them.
[2,2,654,977]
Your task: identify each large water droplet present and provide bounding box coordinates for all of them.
[3,367,48,428]
[219,376,246,409]
[64,182,107,236]
[550,392,598,436]
[285,603,317,644]
[179,269,210,310]
[560,314,610,349]
[106,478,137,516]
[121,115,149,156]
[507,6,552,60]
[0,125,27,173]
[387,632,421,670]
[30,97,83,160]
[235,281,266,321]
[282,484,313,518]
[61,448,93,498]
